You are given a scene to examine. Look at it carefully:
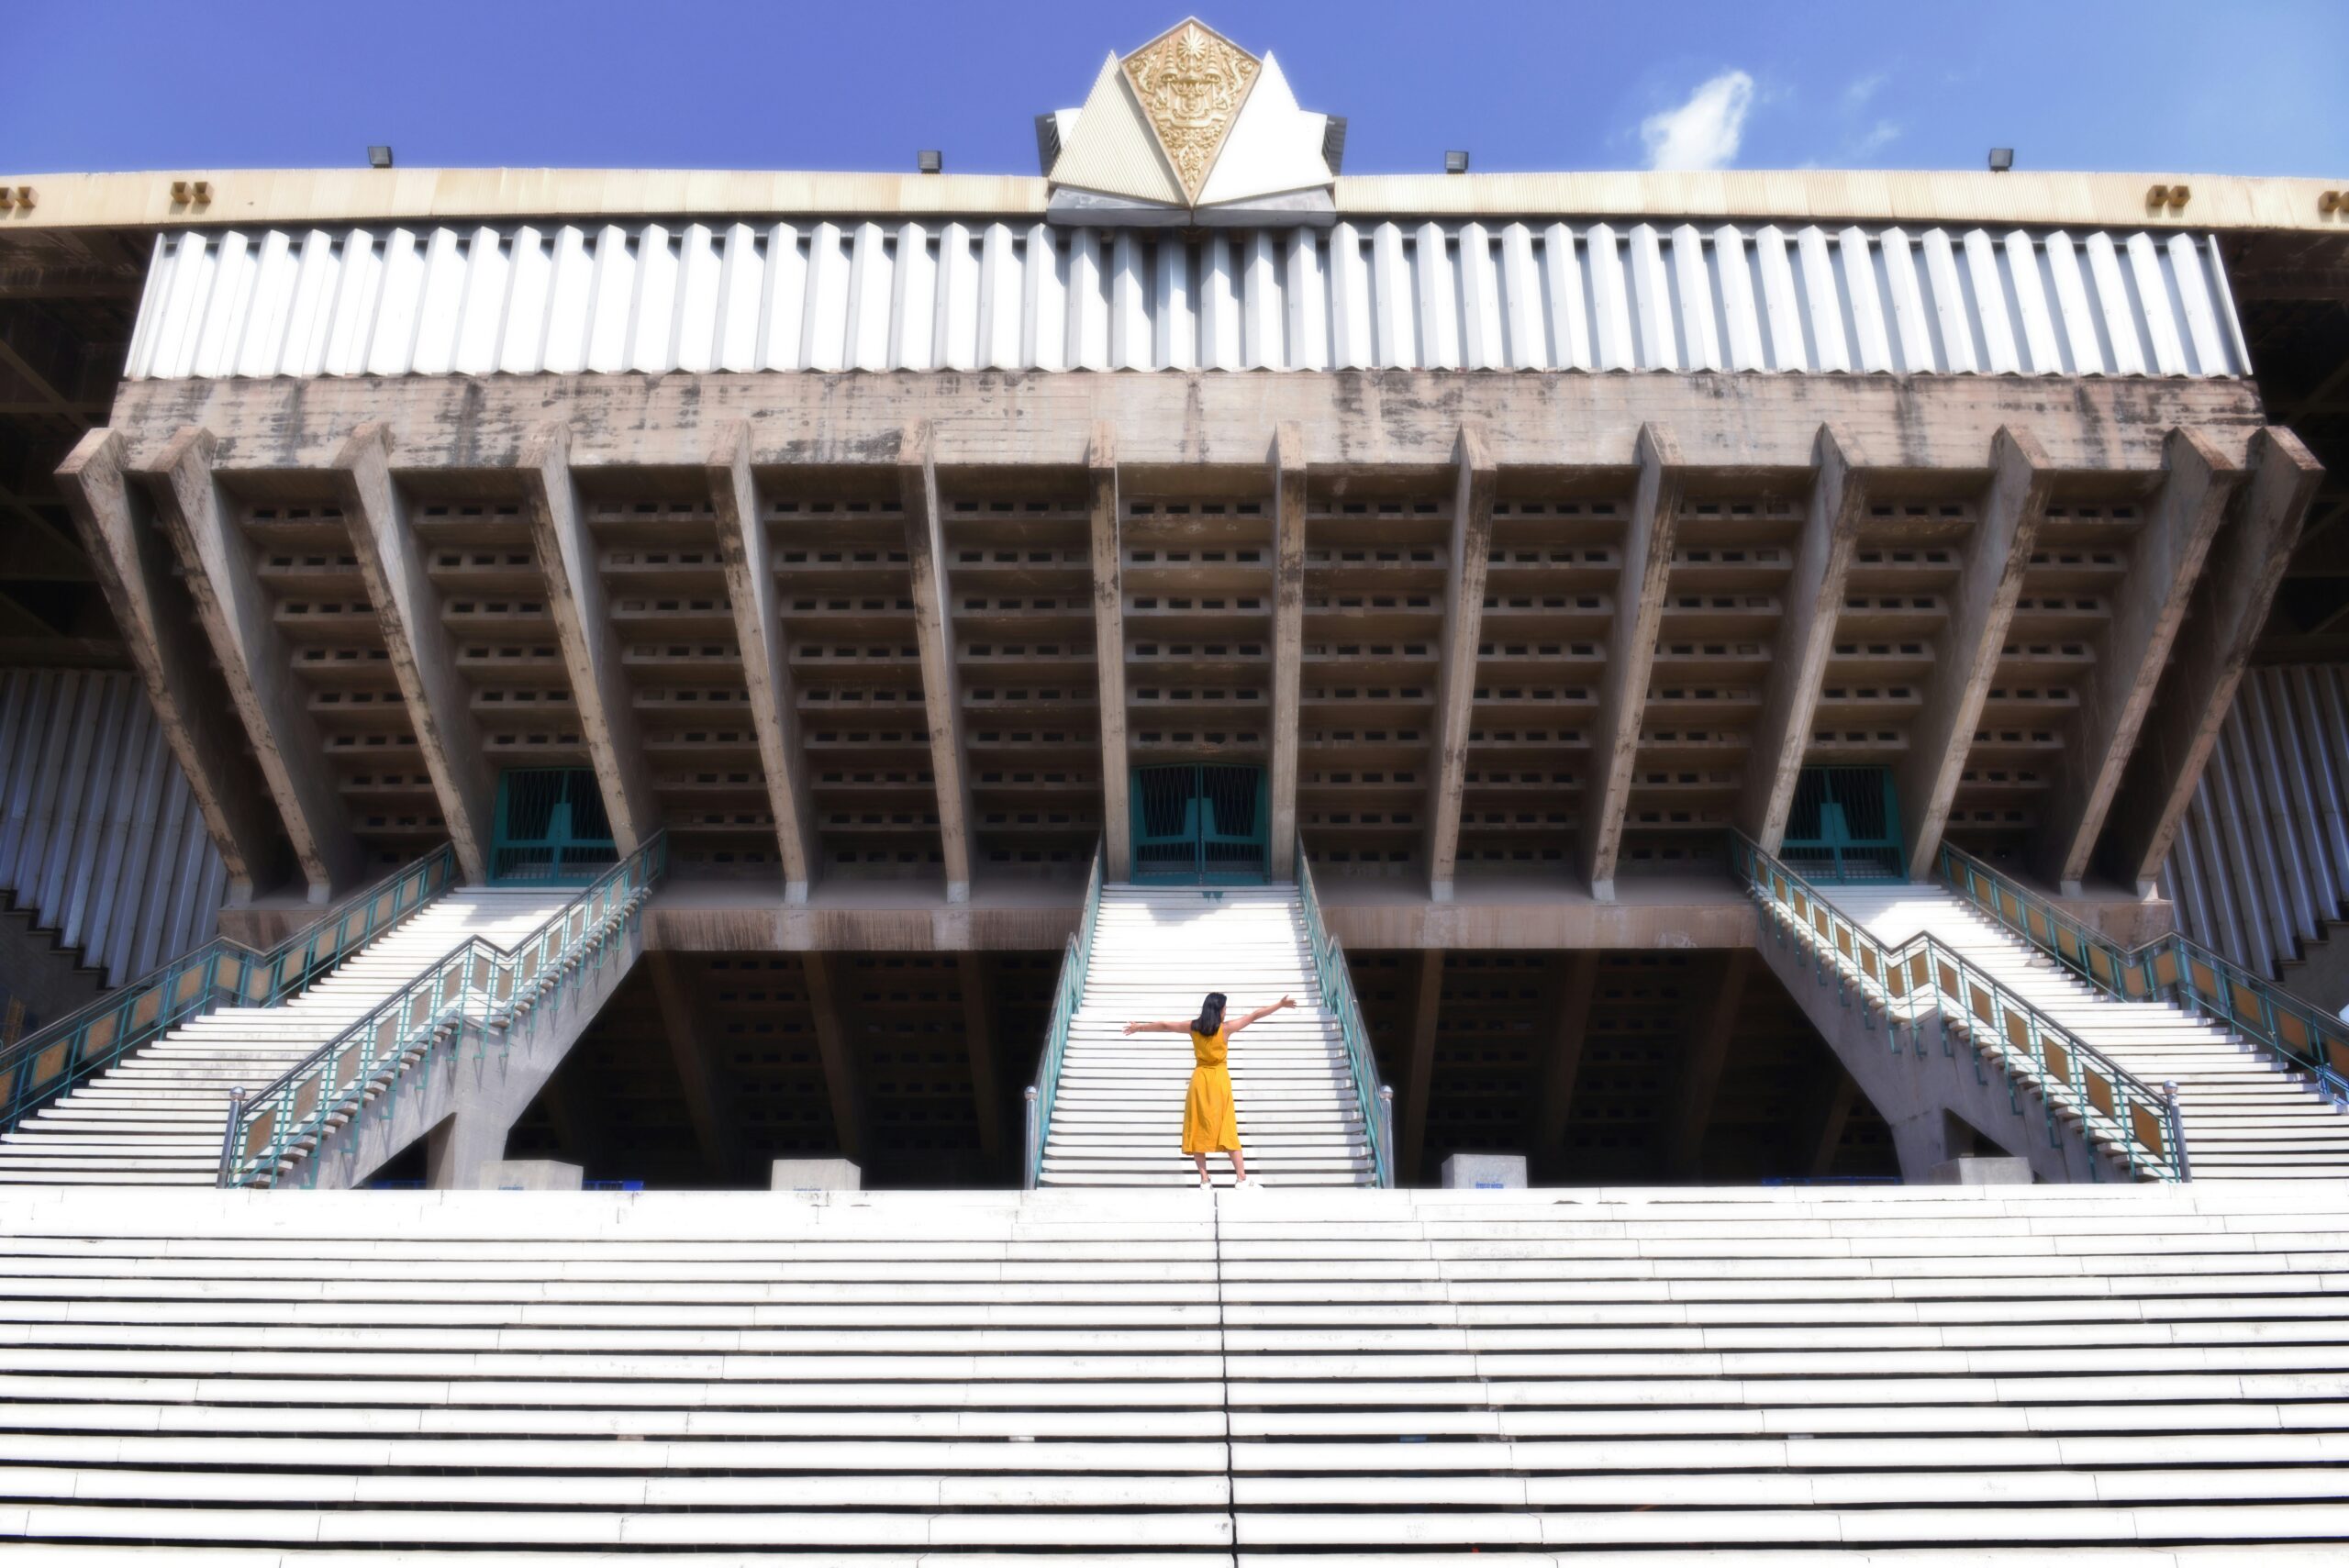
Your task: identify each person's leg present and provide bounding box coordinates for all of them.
[1230,1149,1247,1183]
[1192,1152,1209,1187]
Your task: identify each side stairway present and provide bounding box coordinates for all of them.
[1,1182,2345,1560]
[0,891,571,1186]
[1041,884,1375,1186]
[0,892,568,1187]
[1837,884,2349,1181]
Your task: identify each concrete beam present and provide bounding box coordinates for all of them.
[1525,951,1601,1176]
[1583,424,1682,900]
[2042,427,2243,891]
[799,951,867,1164]
[1085,424,1131,881]
[105,370,2267,477]
[1423,426,1497,902]
[707,420,818,902]
[53,428,284,897]
[1267,421,1308,881]
[1897,428,2053,881]
[333,423,495,884]
[2105,427,2323,892]
[958,953,1004,1161]
[1739,426,1867,851]
[898,420,978,903]
[1399,948,1446,1184]
[518,422,658,852]
[648,951,737,1177]
[139,427,362,900]
[1668,948,1754,1179]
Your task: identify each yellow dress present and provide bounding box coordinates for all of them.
[1182,1026,1241,1155]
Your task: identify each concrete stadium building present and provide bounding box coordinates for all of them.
[0,21,2347,1555]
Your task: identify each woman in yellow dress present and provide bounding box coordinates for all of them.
[1124,990,1295,1188]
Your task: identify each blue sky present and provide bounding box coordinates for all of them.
[10,1,2347,178]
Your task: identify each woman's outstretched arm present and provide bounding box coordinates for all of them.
[1121,1019,1192,1036]
[1223,996,1297,1036]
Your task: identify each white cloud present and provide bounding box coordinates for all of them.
[1851,118,1902,156]
[1641,71,1755,172]
[1842,72,1886,111]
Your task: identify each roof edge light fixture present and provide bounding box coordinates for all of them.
[367,145,394,170]
[918,150,943,175]
[1988,147,2014,173]
[1444,150,1470,175]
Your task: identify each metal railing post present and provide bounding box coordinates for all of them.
[1377,1084,1396,1188]
[2165,1081,2192,1183]
[216,1086,246,1187]
[1023,1086,1040,1192]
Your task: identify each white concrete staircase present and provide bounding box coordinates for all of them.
[0,1181,2344,1560]
[0,890,571,1187]
[1835,885,2349,1180]
[1040,884,1375,1187]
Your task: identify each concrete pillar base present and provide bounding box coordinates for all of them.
[773,1158,862,1192]
[478,1160,583,1191]
[426,1108,511,1191]
[1442,1152,1527,1189]
[1928,1155,2034,1185]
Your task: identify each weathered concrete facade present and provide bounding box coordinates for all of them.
[5,26,2343,1188]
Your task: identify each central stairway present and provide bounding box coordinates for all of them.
[1039,884,1375,1187]
[0,890,573,1186]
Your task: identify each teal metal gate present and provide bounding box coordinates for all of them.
[1781,765,1904,883]
[491,769,618,884]
[1131,764,1268,884]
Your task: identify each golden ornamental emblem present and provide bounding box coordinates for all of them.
[1122,19,1260,206]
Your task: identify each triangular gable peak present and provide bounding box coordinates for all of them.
[1044,17,1339,227]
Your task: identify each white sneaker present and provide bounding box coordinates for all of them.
[1233,1175,1264,1190]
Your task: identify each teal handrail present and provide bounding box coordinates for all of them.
[1296,842,1396,1187]
[1938,841,2349,1107]
[1024,840,1105,1189]
[1732,830,2187,1182]
[217,834,666,1188]
[1,844,461,1138]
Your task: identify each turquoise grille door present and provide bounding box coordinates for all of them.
[1131,764,1268,884]
[1782,765,1904,883]
[491,769,618,885]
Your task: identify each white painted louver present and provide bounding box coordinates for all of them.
[126,219,2251,381]
[0,671,228,987]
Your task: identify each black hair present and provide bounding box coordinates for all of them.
[1192,992,1228,1036]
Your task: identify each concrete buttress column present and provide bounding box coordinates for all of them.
[519,422,658,853]
[335,423,496,884]
[1898,427,2053,882]
[1085,425,1132,880]
[1739,426,1868,852]
[2103,427,2321,894]
[1267,422,1308,881]
[707,420,819,901]
[54,428,284,899]
[2041,427,2242,892]
[897,421,977,903]
[1422,426,1497,901]
[1583,424,1682,901]
[139,426,362,901]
